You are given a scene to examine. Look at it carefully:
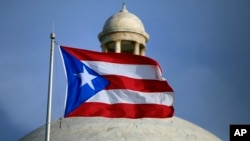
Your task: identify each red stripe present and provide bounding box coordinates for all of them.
[61,46,161,69]
[66,102,174,118]
[104,75,173,92]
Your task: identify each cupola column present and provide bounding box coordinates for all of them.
[134,42,140,55]
[115,40,121,53]
[140,47,146,56]
[102,45,108,52]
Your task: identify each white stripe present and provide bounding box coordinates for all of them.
[86,90,174,106]
[59,45,70,113]
[81,61,164,80]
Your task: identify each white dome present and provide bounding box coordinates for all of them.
[98,4,149,40]
[21,116,221,141]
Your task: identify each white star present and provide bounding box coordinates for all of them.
[75,66,97,90]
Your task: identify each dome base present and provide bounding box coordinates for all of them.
[21,116,221,141]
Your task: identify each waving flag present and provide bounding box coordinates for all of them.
[60,45,174,118]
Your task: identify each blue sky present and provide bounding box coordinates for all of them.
[1,0,250,140]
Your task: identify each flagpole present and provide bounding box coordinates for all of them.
[45,32,56,141]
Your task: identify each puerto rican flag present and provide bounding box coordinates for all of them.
[60,45,174,118]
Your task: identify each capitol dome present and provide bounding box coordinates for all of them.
[21,117,220,141]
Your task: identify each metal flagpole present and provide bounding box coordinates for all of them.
[45,32,56,141]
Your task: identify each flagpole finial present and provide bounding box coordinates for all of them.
[50,21,56,39]
[50,33,56,39]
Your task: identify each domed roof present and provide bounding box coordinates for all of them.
[21,116,221,141]
[98,4,149,40]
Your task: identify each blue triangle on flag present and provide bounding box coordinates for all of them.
[61,48,109,116]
